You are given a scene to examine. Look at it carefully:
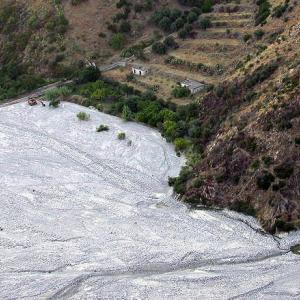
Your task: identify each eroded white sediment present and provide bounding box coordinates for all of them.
[0,102,299,299]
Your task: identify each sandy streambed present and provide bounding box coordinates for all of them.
[0,102,299,299]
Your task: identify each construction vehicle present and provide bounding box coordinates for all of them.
[27,95,46,107]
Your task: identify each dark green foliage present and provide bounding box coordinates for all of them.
[71,0,88,5]
[174,138,189,152]
[273,162,294,179]
[187,11,198,23]
[152,4,206,35]
[201,0,214,13]
[133,1,154,13]
[256,171,275,190]
[74,78,201,149]
[163,36,179,49]
[291,244,300,254]
[109,33,126,50]
[243,33,252,42]
[192,177,203,188]
[262,156,274,167]
[152,42,167,55]
[118,132,126,140]
[254,29,265,39]
[77,112,90,121]
[119,21,131,33]
[272,180,286,191]
[49,98,60,108]
[96,124,109,132]
[0,63,45,100]
[196,17,212,30]
[122,105,133,121]
[121,40,153,60]
[251,159,260,170]
[230,201,256,217]
[165,56,223,76]
[172,86,191,98]
[275,219,296,232]
[255,0,271,25]
[77,66,101,84]
[178,28,189,39]
[272,0,289,18]
[168,167,192,194]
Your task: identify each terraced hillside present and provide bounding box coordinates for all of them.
[105,0,258,103]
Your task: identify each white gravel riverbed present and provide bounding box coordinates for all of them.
[0,102,299,299]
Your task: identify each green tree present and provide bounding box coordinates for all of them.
[77,66,101,84]
[172,86,190,98]
[152,42,167,55]
[174,138,189,152]
[122,105,133,121]
[109,33,126,50]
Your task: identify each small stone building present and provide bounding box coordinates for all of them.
[132,65,149,76]
[180,79,205,94]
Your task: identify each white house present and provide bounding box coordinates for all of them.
[180,79,205,94]
[132,65,149,76]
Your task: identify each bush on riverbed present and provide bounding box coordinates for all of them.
[77,111,90,121]
[96,124,109,132]
[118,132,126,140]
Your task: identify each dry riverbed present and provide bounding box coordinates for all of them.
[0,102,300,299]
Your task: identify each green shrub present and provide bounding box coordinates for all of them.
[178,28,188,39]
[96,103,104,111]
[172,86,190,98]
[118,132,126,140]
[45,86,72,107]
[275,219,296,232]
[251,159,260,170]
[152,42,167,55]
[272,1,289,18]
[122,105,133,121]
[174,137,189,152]
[71,0,88,5]
[256,171,275,190]
[119,21,131,33]
[262,155,273,167]
[230,200,256,217]
[197,17,212,30]
[274,162,294,179]
[49,98,60,108]
[96,124,109,132]
[163,36,179,49]
[192,177,203,188]
[109,33,126,50]
[291,244,300,254]
[168,166,192,194]
[243,33,252,42]
[254,29,265,39]
[255,0,271,25]
[272,180,286,191]
[77,111,90,121]
[77,66,101,84]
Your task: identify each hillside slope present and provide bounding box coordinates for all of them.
[176,1,300,233]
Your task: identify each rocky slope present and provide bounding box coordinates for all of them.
[180,1,300,233]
